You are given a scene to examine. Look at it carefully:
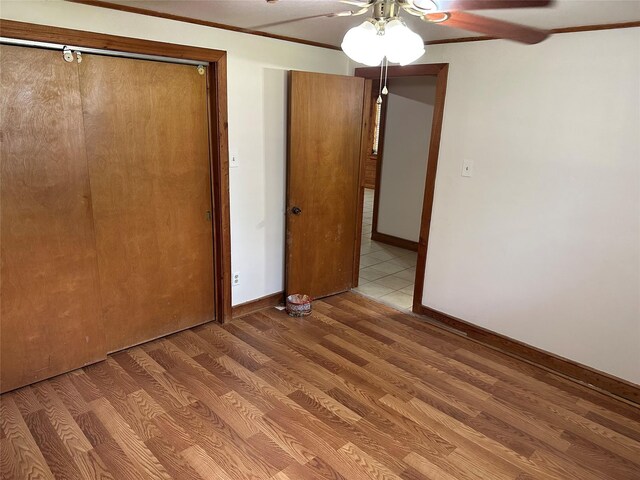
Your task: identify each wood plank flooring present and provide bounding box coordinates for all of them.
[2,292,639,479]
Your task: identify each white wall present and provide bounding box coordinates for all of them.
[0,0,351,306]
[5,2,638,384]
[378,76,436,242]
[419,28,640,384]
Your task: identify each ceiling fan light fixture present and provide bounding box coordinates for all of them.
[341,17,425,66]
[341,20,385,66]
[383,19,425,65]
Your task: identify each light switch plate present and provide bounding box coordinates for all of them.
[462,159,474,177]
[230,150,239,168]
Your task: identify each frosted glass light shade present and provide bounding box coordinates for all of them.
[341,21,385,66]
[384,19,425,66]
[341,19,425,66]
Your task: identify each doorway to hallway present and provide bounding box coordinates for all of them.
[354,189,418,310]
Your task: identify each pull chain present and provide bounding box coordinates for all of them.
[377,59,384,105]
[382,57,389,96]
[377,57,390,104]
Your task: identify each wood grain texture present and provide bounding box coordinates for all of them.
[362,85,379,190]
[79,54,215,352]
[286,71,365,299]
[428,12,549,44]
[435,0,553,11]
[370,87,389,241]
[425,20,640,45]
[363,157,378,189]
[355,64,447,79]
[2,292,639,479]
[0,20,232,325]
[207,53,233,323]
[0,19,224,62]
[353,79,373,287]
[417,304,640,406]
[371,232,419,252]
[413,64,449,312]
[232,292,285,319]
[0,45,106,393]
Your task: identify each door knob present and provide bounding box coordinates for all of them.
[291,206,302,215]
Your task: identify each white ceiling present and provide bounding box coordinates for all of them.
[97,0,640,47]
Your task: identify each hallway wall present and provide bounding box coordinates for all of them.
[377,76,437,242]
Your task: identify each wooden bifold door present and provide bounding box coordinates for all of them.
[0,44,215,392]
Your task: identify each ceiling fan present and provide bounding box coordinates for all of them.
[261,0,553,65]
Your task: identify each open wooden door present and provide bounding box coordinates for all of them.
[286,71,366,299]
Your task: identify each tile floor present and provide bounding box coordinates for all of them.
[353,189,417,311]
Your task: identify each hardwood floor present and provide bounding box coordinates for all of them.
[2,292,639,479]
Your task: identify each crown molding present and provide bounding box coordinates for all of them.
[68,0,341,51]
[67,2,640,52]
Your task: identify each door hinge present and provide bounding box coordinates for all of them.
[205,210,212,221]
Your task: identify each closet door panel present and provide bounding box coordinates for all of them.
[79,55,214,352]
[0,45,106,392]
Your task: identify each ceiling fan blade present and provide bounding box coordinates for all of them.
[251,7,369,30]
[340,0,372,6]
[426,11,549,44]
[433,0,553,11]
[250,13,344,29]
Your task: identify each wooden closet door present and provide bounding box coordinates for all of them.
[0,45,106,393]
[78,55,214,352]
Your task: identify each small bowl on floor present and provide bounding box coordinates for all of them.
[286,294,312,317]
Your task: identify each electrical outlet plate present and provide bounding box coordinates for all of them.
[462,159,474,177]
[232,272,240,286]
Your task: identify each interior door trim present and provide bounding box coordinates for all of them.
[0,19,233,323]
[354,63,450,313]
[0,36,208,66]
